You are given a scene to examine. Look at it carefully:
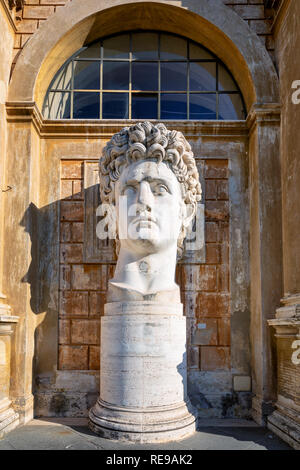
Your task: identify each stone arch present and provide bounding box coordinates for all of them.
[4,0,282,427]
[8,0,279,112]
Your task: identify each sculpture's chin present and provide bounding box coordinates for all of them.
[123,235,175,256]
[136,226,159,241]
[130,235,161,252]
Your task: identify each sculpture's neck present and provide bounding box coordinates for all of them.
[111,245,178,295]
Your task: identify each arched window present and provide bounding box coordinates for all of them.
[43,31,246,120]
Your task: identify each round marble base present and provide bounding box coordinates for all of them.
[89,399,196,443]
[89,301,197,443]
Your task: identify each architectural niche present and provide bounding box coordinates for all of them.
[3,0,299,451]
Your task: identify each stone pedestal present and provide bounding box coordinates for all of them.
[267,295,300,450]
[89,301,197,443]
[0,298,19,438]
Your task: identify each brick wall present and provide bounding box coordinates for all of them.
[58,158,230,372]
[11,0,276,72]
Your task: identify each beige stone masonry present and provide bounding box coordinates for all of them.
[246,103,282,425]
[9,0,279,72]
[0,296,19,438]
[3,0,281,422]
[8,0,279,113]
[268,294,300,450]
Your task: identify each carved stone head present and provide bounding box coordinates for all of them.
[99,121,202,258]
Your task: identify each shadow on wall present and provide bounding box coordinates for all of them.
[20,200,66,415]
[18,191,198,419]
[177,350,200,426]
[21,202,56,315]
[17,180,248,420]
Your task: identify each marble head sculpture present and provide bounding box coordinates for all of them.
[99,121,202,301]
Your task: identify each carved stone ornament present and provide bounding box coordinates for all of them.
[98,121,202,299]
[89,123,201,442]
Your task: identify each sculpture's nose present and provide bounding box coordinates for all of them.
[136,181,153,211]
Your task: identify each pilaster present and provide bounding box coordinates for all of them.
[267,294,300,450]
[2,109,40,424]
[247,103,282,424]
[0,295,19,438]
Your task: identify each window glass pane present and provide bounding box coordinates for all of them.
[189,42,214,60]
[160,34,187,59]
[103,62,129,90]
[44,92,71,119]
[103,34,130,59]
[73,61,100,90]
[161,93,187,120]
[132,94,157,119]
[132,62,158,91]
[161,62,187,91]
[218,64,238,91]
[103,93,129,119]
[190,94,216,120]
[76,42,101,59]
[43,32,245,121]
[132,33,159,60]
[190,62,216,91]
[51,62,72,90]
[218,94,245,120]
[73,92,100,119]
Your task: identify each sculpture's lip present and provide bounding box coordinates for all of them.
[131,216,157,225]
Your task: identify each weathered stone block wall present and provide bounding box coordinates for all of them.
[222,0,274,53]
[1,0,280,423]
[276,336,300,402]
[59,160,102,371]
[184,159,230,372]
[274,0,300,295]
[0,1,14,292]
[11,0,276,72]
[12,0,71,69]
[24,121,249,418]
[58,158,230,373]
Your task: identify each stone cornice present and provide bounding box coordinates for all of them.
[6,101,43,134]
[272,293,300,321]
[6,102,249,139]
[0,293,12,318]
[268,293,300,333]
[0,315,19,323]
[0,311,19,336]
[268,316,300,338]
[268,318,300,326]
[246,103,281,134]
[281,294,300,306]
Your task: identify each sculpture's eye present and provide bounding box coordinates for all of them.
[154,184,169,195]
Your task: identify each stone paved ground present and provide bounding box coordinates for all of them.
[0,418,292,450]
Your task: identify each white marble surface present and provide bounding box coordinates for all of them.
[89,301,197,442]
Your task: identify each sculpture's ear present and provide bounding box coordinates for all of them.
[181,201,197,230]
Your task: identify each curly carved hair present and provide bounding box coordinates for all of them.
[99,121,202,256]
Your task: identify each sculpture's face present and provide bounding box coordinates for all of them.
[115,160,186,255]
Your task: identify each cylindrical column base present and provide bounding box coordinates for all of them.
[89,301,197,443]
[89,399,196,443]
